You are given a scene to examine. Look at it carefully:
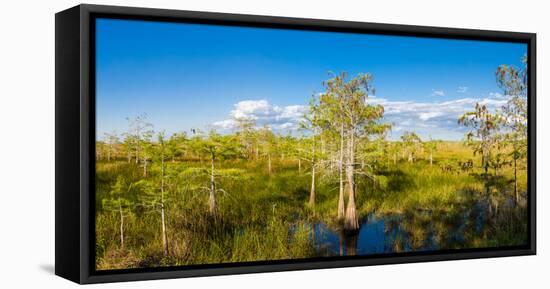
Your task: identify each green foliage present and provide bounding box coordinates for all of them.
[95,66,528,270]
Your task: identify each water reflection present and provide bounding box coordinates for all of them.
[310,203,488,256]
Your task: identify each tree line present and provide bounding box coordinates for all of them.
[97,57,528,253]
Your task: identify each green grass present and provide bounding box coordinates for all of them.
[95,143,528,270]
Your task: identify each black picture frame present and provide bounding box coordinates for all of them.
[55,4,536,284]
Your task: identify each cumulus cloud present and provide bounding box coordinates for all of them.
[213,94,510,140]
[431,89,445,97]
[212,100,307,131]
[370,94,510,140]
[458,86,468,93]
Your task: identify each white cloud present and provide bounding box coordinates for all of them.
[211,119,235,129]
[418,111,444,121]
[431,89,445,97]
[372,94,510,140]
[212,100,307,132]
[458,86,468,93]
[213,94,511,140]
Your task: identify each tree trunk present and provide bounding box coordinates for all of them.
[298,158,301,174]
[209,153,217,215]
[160,154,168,256]
[143,157,147,177]
[309,139,316,208]
[393,153,397,165]
[135,140,139,164]
[161,203,168,256]
[429,152,433,167]
[338,123,345,220]
[119,202,124,249]
[345,130,359,231]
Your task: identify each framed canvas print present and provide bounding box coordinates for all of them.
[55,4,536,284]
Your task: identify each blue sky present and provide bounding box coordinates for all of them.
[96,18,527,141]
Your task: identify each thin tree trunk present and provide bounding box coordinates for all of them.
[298,158,301,174]
[119,202,124,249]
[135,137,140,164]
[160,153,168,256]
[209,153,217,215]
[338,123,345,220]
[429,152,433,167]
[309,137,316,208]
[161,203,168,256]
[345,129,358,231]
[143,157,147,177]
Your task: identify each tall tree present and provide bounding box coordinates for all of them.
[458,103,500,175]
[496,56,528,204]
[301,95,327,209]
[259,126,277,176]
[103,130,119,162]
[233,116,257,159]
[121,133,136,163]
[126,114,154,174]
[317,72,386,230]
[156,132,169,256]
[423,138,437,167]
[166,132,188,162]
[400,131,422,163]
[318,76,347,220]
[197,130,240,216]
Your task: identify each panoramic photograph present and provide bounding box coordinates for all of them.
[94,18,529,270]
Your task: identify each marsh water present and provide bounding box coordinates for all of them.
[305,201,491,256]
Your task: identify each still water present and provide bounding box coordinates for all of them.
[307,202,488,256]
